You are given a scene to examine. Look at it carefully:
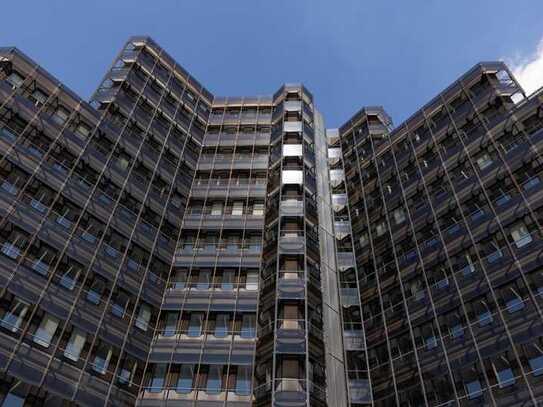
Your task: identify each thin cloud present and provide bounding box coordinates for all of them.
[511,38,543,96]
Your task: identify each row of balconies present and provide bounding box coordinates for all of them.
[0,98,184,234]
[197,154,268,171]
[203,132,271,147]
[0,192,164,306]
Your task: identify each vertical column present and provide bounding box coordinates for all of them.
[256,85,326,407]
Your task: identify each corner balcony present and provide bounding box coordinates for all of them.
[273,379,307,407]
[275,319,306,354]
[278,271,305,299]
[343,325,365,351]
[278,231,305,254]
[279,199,304,217]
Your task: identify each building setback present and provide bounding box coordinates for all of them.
[0,36,541,407]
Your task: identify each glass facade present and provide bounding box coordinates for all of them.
[0,36,540,407]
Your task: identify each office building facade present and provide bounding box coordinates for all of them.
[0,36,541,406]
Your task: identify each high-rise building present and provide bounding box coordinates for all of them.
[0,36,542,407]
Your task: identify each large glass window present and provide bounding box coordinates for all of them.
[33,314,59,348]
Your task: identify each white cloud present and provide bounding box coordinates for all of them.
[511,38,543,96]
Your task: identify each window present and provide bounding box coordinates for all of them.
[465,380,482,399]
[196,271,210,289]
[451,324,464,339]
[211,202,223,216]
[118,360,137,386]
[53,107,70,126]
[221,271,234,290]
[0,300,28,332]
[1,242,21,259]
[92,345,112,375]
[135,303,152,331]
[359,233,368,248]
[149,365,166,392]
[163,312,178,336]
[64,329,86,361]
[187,313,203,337]
[393,208,406,224]
[425,335,438,350]
[32,89,47,105]
[2,393,25,407]
[375,222,386,237]
[172,270,187,289]
[246,271,258,290]
[60,266,80,290]
[241,314,256,338]
[253,203,264,216]
[232,201,244,216]
[33,314,59,348]
[206,366,223,394]
[236,366,252,395]
[176,365,193,394]
[506,297,525,314]
[86,280,104,305]
[32,253,50,276]
[214,314,229,338]
[495,366,515,388]
[523,176,540,191]
[7,72,24,88]
[529,355,543,376]
[511,223,532,248]
[112,293,129,318]
[476,153,493,170]
[75,124,90,139]
[478,310,493,327]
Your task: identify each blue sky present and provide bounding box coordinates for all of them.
[1,0,542,128]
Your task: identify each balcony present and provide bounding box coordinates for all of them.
[278,232,305,254]
[279,199,304,217]
[197,154,268,171]
[174,244,261,268]
[336,252,355,271]
[349,378,371,404]
[340,287,359,308]
[343,328,365,351]
[276,319,306,354]
[278,271,305,299]
[273,379,307,407]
